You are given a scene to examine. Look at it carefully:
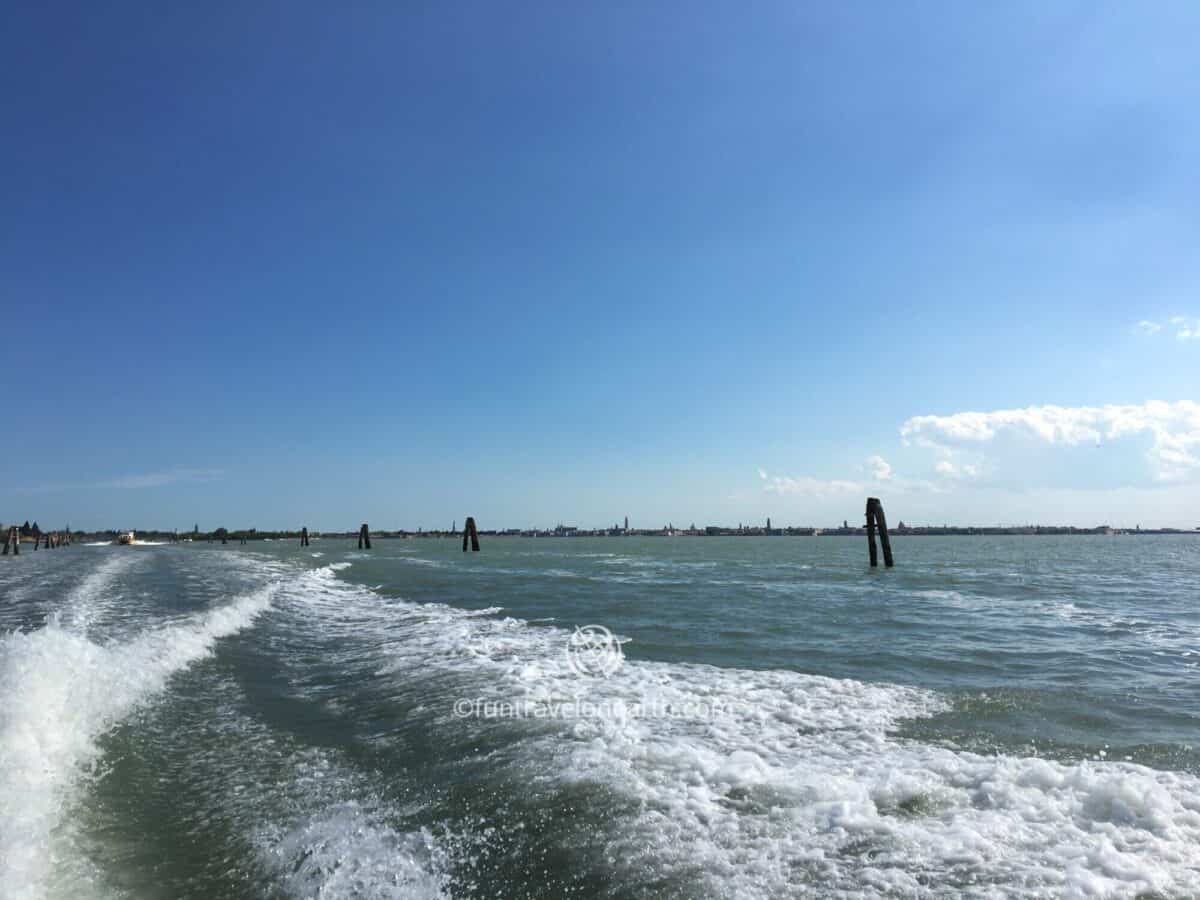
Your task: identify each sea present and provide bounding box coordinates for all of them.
[1,535,1198,899]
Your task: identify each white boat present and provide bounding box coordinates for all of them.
[116,531,136,545]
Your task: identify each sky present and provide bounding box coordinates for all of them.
[3,1,1199,531]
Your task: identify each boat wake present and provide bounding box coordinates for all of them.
[0,578,276,899]
[284,564,1200,898]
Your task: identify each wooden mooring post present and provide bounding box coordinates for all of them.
[865,497,894,568]
[3,526,19,555]
[462,517,480,552]
[358,523,371,550]
[300,527,309,547]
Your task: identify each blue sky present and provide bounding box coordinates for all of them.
[3,1,1199,530]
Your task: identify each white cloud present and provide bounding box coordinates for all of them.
[901,401,1200,481]
[104,468,224,489]
[865,455,893,481]
[1175,318,1200,340]
[1136,317,1200,340]
[934,459,979,480]
[758,470,863,497]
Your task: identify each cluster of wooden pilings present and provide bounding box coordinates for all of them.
[2,528,71,555]
[300,519,483,553]
[34,532,69,550]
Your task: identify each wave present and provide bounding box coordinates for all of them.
[13,551,1197,897]
[0,582,276,898]
[284,571,1200,898]
[54,552,144,636]
[258,803,446,900]
[125,664,452,900]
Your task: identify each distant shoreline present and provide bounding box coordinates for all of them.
[50,526,1199,544]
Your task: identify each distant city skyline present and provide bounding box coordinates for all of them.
[4,3,1198,529]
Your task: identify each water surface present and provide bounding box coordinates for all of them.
[2,535,1198,898]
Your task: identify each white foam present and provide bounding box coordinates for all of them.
[394,557,449,569]
[259,803,447,900]
[82,541,166,546]
[0,584,276,897]
[133,669,452,900]
[278,573,1200,898]
[55,553,144,635]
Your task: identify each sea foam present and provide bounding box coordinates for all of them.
[0,579,276,898]
[285,568,1200,898]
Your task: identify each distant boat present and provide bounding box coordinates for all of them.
[115,531,136,545]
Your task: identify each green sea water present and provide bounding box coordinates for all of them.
[1,535,1198,898]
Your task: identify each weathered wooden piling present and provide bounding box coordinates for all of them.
[358,523,371,550]
[4,526,19,555]
[865,500,878,567]
[462,517,480,552]
[301,527,309,547]
[875,501,894,568]
[865,497,894,568]
[33,533,40,551]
